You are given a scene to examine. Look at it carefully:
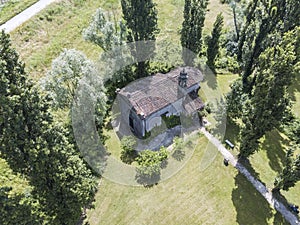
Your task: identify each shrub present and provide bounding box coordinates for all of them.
[162,114,181,129]
[172,137,185,161]
[120,136,137,164]
[135,148,169,185]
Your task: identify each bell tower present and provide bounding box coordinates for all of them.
[178,68,188,88]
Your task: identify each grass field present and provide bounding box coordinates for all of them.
[0,0,39,25]
[9,0,232,81]
[10,0,110,80]
[87,136,288,225]
[5,0,300,223]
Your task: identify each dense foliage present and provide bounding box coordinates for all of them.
[0,31,97,225]
[135,148,168,185]
[181,0,208,65]
[238,28,299,158]
[206,13,224,71]
[274,148,300,191]
[237,0,300,90]
[42,49,107,125]
[120,136,137,164]
[121,0,159,77]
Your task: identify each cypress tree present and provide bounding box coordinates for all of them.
[274,148,300,191]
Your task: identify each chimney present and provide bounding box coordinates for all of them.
[178,68,188,88]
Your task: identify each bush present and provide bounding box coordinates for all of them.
[172,137,185,161]
[162,114,181,129]
[120,136,137,164]
[135,148,169,186]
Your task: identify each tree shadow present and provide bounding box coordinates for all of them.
[272,191,300,220]
[273,211,289,225]
[202,66,218,90]
[238,157,264,185]
[223,118,240,147]
[288,73,300,102]
[262,130,289,174]
[232,173,273,225]
[135,173,160,188]
[210,97,227,140]
[172,149,185,161]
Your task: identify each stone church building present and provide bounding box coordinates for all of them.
[117,67,204,138]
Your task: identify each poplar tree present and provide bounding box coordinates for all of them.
[121,0,159,77]
[181,0,208,65]
[239,28,298,158]
[206,13,224,71]
[237,0,300,91]
[274,148,300,191]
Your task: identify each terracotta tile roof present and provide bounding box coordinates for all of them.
[119,67,203,117]
[183,97,205,114]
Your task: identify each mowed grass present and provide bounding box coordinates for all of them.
[87,136,287,225]
[248,131,300,210]
[0,0,38,25]
[6,0,299,222]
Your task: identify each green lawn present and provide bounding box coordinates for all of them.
[249,130,300,208]
[5,0,299,223]
[87,136,287,225]
[0,0,39,25]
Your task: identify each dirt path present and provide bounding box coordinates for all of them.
[200,127,299,225]
[0,0,60,33]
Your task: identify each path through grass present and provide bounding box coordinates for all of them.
[0,0,38,25]
[10,0,110,80]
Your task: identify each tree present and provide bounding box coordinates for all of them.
[30,125,97,225]
[83,8,126,51]
[135,148,168,185]
[225,78,248,120]
[237,0,300,91]
[239,28,298,158]
[274,148,300,191]
[284,118,300,145]
[83,8,136,102]
[0,187,42,225]
[181,0,208,65]
[206,13,224,71]
[0,30,45,173]
[120,136,137,164]
[0,31,97,224]
[121,0,159,77]
[228,0,244,41]
[42,49,107,125]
